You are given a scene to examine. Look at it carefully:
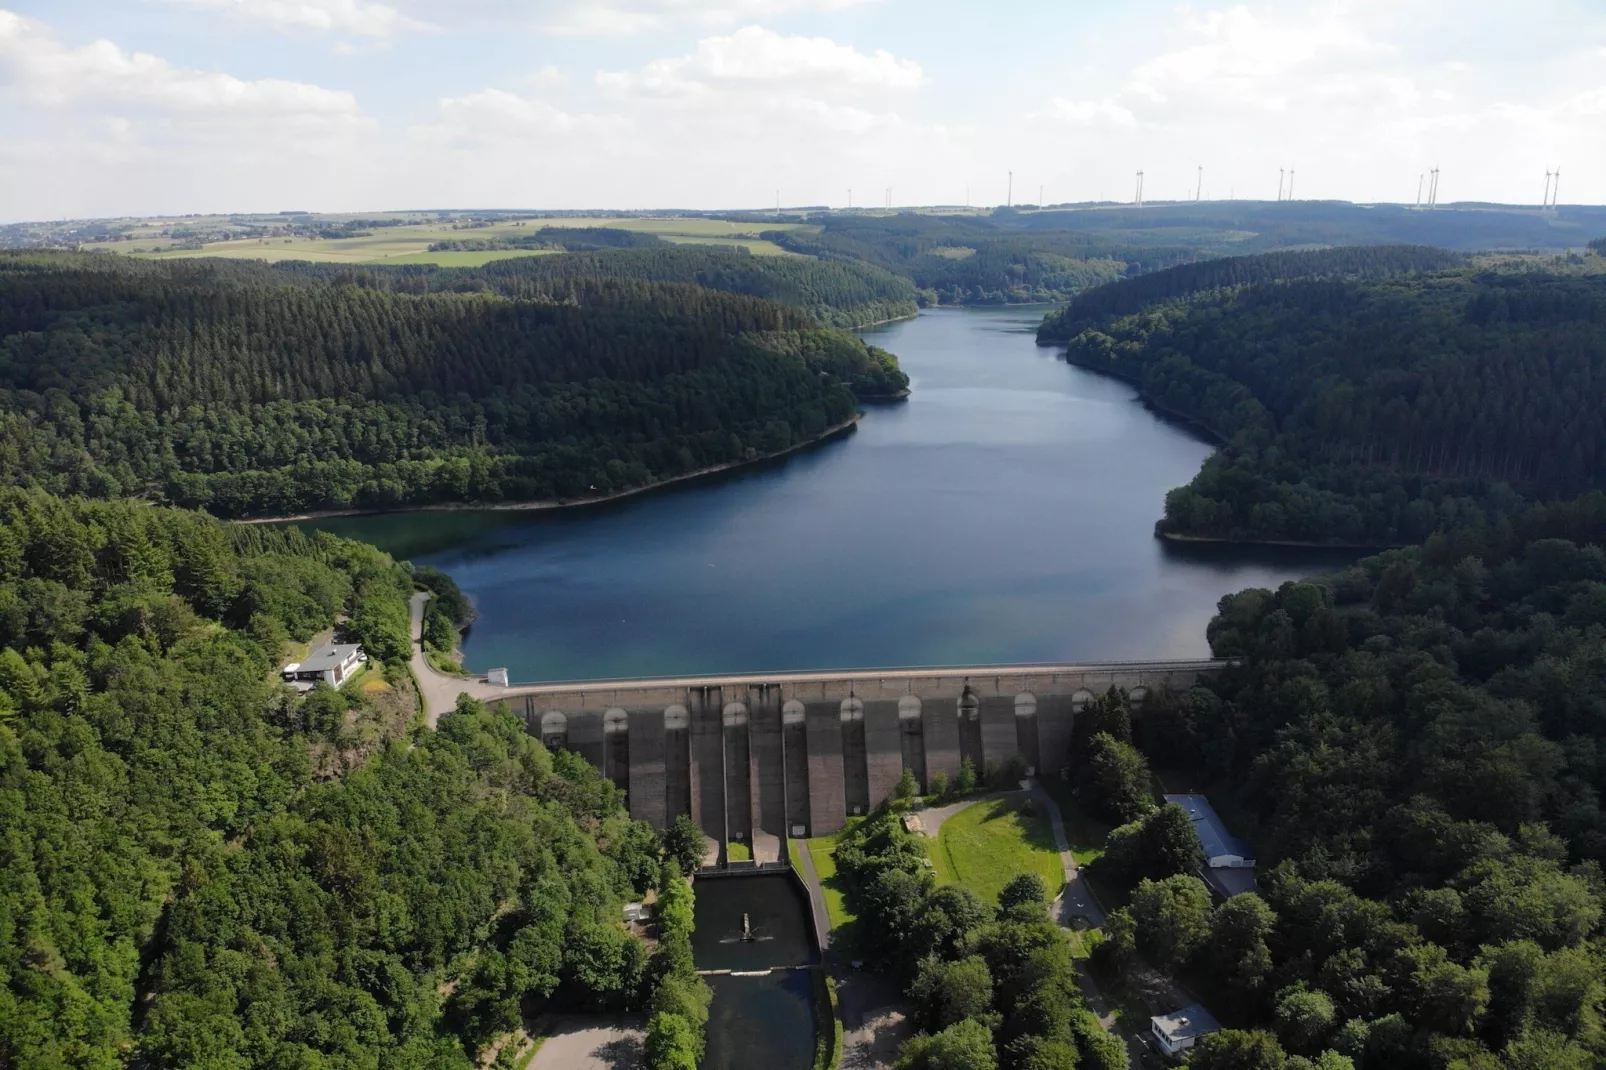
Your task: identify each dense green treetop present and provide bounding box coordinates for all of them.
[0,487,667,1068]
[834,809,1129,1069]
[1036,245,1465,342]
[1040,251,1606,544]
[0,252,907,517]
[1114,493,1606,1067]
[272,243,921,330]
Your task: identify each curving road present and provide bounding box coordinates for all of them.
[410,591,480,728]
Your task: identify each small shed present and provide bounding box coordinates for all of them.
[1150,1003,1221,1055]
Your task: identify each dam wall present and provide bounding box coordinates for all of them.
[503,661,1222,855]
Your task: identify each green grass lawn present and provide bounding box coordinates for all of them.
[726,840,752,862]
[805,833,853,931]
[790,826,863,957]
[930,796,1065,907]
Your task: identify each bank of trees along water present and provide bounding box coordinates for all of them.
[1037,246,1606,546]
[0,486,718,1069]
[0,252,908,518]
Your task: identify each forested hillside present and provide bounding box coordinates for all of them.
[281,244,919,329]
[1042,252,1606,544]
[768,215,1155,305]
[0,488,672,1068]
[1036,245,1466,342]
[1100,493,1606,1068]
[0,253,907,518]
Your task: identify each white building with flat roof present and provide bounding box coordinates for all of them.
[281,644,364,690]
[1150,1003,1221,1055]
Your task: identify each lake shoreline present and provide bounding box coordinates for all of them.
[1158,532,1399,552]
[239,414,862,525]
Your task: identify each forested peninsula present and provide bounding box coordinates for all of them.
[1036,247,1606,546]
[0,252,908,519]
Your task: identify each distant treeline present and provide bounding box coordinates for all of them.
[0,253,907,518]
[1035,246,1606,544]
[1010,200,1606,254]
[767,215,1175,305]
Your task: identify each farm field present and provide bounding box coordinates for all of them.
[85,214,810,265]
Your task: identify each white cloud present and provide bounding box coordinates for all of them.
[172,0,435,38]
[598,25,923,97]
[402,0,883,35]
[1048,99,1137,129]
[178,0,885,36]
[1029,3,1606,204]
[424,88,628,139]
[0,9,361,118]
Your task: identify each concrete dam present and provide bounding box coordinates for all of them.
[496,660,1223,861]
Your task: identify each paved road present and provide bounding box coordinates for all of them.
[527,1016,644,1070]
[409,592,477,728]
[1027,777,1108,929]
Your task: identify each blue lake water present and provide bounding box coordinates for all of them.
[300,307,1355,681]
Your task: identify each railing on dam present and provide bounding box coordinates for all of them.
[480,658,1231,695]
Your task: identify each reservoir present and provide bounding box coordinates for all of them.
[302,307,1355,681]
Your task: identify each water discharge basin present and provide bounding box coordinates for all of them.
[691,873,817,971]
[692,874,819,1070]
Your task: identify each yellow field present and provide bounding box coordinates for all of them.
[88,215,811,266]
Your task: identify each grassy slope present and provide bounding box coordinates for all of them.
[929,796,1065,907]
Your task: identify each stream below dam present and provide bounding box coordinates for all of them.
[298,306,1358,681]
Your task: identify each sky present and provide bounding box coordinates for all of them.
[1,0,1602,221]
